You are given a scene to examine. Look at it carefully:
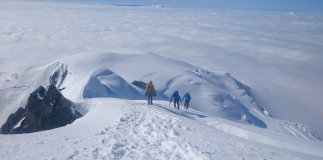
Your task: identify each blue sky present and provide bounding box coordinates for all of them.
[90,0,323,12]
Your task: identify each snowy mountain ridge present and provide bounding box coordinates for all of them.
[0,51,321,143]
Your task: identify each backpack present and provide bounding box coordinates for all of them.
[145,83,154,94]
[186,93,191,100]
[172,91,180,100]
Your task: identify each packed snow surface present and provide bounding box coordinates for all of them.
[1,99,323,160]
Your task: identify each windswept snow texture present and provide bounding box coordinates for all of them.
[1,99,322,160]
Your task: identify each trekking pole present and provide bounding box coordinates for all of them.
[169,101,171,107]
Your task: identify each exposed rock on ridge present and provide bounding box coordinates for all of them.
[1,84,82,134]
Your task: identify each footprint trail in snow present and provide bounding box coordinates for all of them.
[93,103,207,160]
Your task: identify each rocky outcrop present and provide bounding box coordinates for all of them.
[0,107,25,134]
[0,84,82,134]
[132,80,146,89]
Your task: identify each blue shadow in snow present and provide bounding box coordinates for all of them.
[153,103,207,120]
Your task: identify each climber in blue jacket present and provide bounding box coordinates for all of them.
[182,92,191,110]
[170,91,181,109]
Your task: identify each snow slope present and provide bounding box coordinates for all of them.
[1,51,323,159]
[1,98,323,159]
[1,51,321,141]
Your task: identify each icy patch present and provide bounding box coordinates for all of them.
[263,108,270,115]
[48,61,68,89]
[37,93,44,100]
[14,117,25,129]
[191,68,201,76]
[70,106,76,115]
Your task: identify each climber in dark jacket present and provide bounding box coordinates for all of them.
[170,91,181,109]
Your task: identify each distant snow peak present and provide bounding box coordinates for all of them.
[83,68,142,100]
[83,76,109,99]
[187,67,270,127]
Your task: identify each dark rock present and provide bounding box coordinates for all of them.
[132,80,146,90]
[1,84,82,134]
[0,107,25,134]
